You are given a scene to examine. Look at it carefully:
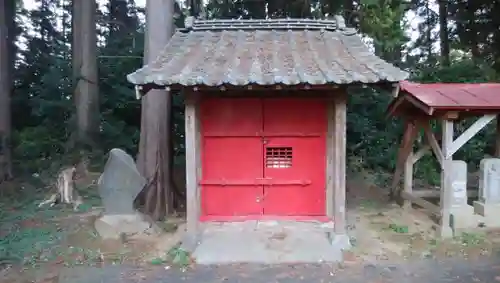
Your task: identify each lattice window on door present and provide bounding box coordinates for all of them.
[266,147,292,168]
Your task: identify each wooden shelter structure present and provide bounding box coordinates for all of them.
[388,80,500,237]
[127,16,408,249]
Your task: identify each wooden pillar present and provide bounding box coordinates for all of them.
[439,119,454,238]
[326,97,335,219]
[333,93,347,235]
[403,151,414,209]
[495,115,500,157]
[391,121,418,201]
[391,83,400,97]
[183,91,201,251]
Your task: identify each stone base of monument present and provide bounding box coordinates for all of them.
[94,211,163,240]
[473,201,500,227]
[450,205,481,229]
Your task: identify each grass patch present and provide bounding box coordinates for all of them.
[0,178,102,268]
[358,200,378,210]
[388,223,409,234]
[456,232,485,246]
[168,246,191,267]
[149,246,191,268]
[0,204,66,266]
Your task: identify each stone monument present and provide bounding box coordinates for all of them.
[94,148,162,240]
[474,158,500,227]
[448,160,476,229]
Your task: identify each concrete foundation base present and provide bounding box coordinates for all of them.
[93,211,162,240]
[329,233,352,251]
[450,205,479,230]
[437,225,454,239]
[192,221,343,264]
[474,201,500,227]
[180,233,201,253]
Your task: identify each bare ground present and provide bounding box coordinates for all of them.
[343,173,500,264]
[2,171,500,282]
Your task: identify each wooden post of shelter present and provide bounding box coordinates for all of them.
[439,119,454,237]
[391,117,444,216]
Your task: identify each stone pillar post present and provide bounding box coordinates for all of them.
[449,160,476,229]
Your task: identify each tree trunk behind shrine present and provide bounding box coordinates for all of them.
[72,0,82,122]
[0,0,15,181]
[73,0,99,152]
[137,0,174,220]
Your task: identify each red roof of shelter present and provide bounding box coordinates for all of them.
[388,80,500,116]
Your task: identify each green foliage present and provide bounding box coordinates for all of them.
[414,59,500,83]
[388,223,409,234]
[6,0,500,192]
[359,0,409,62]
[11,126,67,174]
[10,0,145,174]
[347,87,402,172]
[168,246,191,267]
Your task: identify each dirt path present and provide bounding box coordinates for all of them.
[54,257,500,283]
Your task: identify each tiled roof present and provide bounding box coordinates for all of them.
[127,17,409,87]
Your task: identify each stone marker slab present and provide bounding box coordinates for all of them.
[474,158,500,227]
[98,148,146,215]
[479,158,500,204]
[94,148,162,240]
[450,160,468,208]
[449,160,480,230]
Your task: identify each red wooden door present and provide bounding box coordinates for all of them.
[200,97,326,220]
[262,98,326,216]
[200,98,263,217]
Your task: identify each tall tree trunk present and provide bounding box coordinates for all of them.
[343,0,354,27]
[73,0,99,152]
[72,0,82,89]
[137,0,174,220]
[72,0,82,154]
[439,0,450,66]
[425,0,432,58]
[189,0,200,17]
[0,0,14,181]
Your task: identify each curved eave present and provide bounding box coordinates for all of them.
[132,80,406,97]
[127,71,409,88]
